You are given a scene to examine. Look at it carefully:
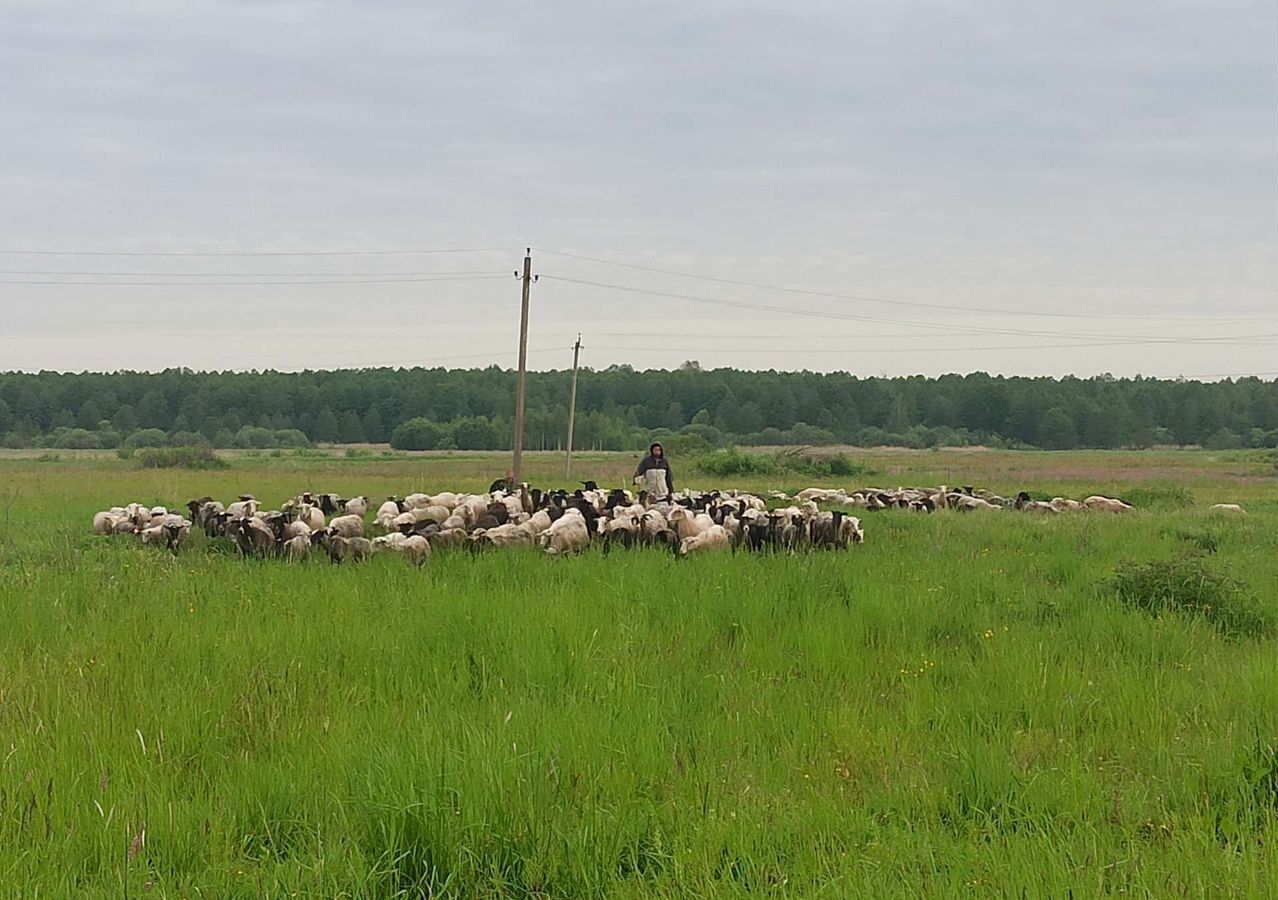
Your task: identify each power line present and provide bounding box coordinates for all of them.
[0,274,509,286]
[537,247,1271,323]
[587,335,1277,354]
[0,269,505,277]
[539,274,1266,344]
[0,246,513,257]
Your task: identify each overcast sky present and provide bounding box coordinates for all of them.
[1,0,1273,379]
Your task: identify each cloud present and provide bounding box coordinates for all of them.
[0,0,1272,376]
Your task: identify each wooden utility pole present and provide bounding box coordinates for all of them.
[512,248,533,484]
[565,334,582,479]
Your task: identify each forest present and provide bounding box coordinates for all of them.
[0,366,1273,452]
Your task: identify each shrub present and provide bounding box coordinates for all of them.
[694,447,872,479]
[134,445,229,470]
[275,429,310,448]
[122,428,168,450]
[695,447,781,477]
[43,427,101,449]
[1110,557,1271,638]
[1123,483,1193,510]
[390,418,449,451]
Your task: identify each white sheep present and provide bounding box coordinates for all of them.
[541,510,590,555]
[1210,503,1246,514]
[342,496,369,518]
[328,514,366,538]
[1084,496,1132,513]
[283,534,311,561]
[678,524,730,555]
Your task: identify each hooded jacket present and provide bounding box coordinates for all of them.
[634,443,674,497]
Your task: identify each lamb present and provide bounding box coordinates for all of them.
[1210,503,1246,514]
[678,524,730,556]
[1084,495,1132,513]
[283,533,311,561]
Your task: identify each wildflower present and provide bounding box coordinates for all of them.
[982,629,994,639]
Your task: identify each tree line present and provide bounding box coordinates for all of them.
[0,366,1273,452]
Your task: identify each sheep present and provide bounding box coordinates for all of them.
[328,514,365,538]
[322,534,373,563]
[400,534,432,566]
[669,506,714,541]
[296,504,326,531]
[342,496,369,518]
[283,533,311,562]
[1049,497,1084,512]
[374,498,404,531]
[470,523,534,550]
[414,505,452,526]
[1014,492,1057,514]
[1084,495,1132,513]
[92,511,120,535]
[404,493,431,509]
[232,516,275,557]
[1210,503,1246,514]
[372,532,409,550]
[226,496,259,519]
[427,528,467,552]
[541,510,590,555]
[678,524,730,556]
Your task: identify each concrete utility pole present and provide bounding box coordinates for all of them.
[565,334,582,479]
[512,248,534,484]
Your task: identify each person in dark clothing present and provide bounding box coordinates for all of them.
[633,442,674,500]
[488,469,515,494]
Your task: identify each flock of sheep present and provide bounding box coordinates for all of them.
[90,483,866,563]
[89,480,1174,566]
[791,485,1136,513]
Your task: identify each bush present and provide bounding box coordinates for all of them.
[694,447,872,479]
[390,417,450,451]
[275,429,310,448]
[1110,557,1271,638]
[134,445,229,470]
[1123,483,1193,510]
[169,430,210,448]
[122,428,168,450]
[43,427,101,449]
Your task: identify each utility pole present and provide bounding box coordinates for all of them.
[512,248,534,484]
[565,334,582,479]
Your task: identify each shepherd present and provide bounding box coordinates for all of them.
[633,441,674,501]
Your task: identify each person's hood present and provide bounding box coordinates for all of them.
[649,442,664,455]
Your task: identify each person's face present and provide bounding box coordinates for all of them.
[653,446,663,458]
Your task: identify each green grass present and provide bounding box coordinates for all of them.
[0,449,1276,897]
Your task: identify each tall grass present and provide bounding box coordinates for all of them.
[0,451,1276,896]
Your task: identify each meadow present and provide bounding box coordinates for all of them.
[0,448,1275,897]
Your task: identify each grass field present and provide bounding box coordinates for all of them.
[1,449,1276,897]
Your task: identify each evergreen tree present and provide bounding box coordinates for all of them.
[1039,407,1078,450]
[312,407,339,442]
[339,410,365,443]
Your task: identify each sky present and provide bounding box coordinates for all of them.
[1,0,1274,379]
